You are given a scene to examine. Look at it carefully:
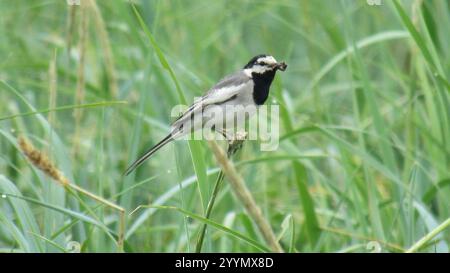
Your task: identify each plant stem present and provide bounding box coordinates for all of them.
[406,217,450,253]
[195,138,244,253]
[207,135,284,253]
[195,171,225,252]
[18,136,125,252]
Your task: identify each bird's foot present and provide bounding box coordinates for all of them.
[226,131,247,157]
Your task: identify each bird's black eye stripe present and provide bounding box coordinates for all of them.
[258,61,267,66]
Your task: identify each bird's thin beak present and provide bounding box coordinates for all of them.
[276,61,287,71]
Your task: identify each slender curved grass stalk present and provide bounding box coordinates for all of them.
[0,101,127,122]
[406,217,450,253]
[207,135,284,253]
[88,0,118,98]
[130,2,209,215]
[195,138,244,252]
[17,136,126,252]
[130,205,271,252]
[195,171,225,252]
[48,50,57,130]
[65,2,77,56]
[73,1,88,157]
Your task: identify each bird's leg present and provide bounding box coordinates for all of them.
[227,131,247,157]
[215,128,247,153]
[215,128,234,141]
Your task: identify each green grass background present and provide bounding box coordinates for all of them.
[0,0,449,252]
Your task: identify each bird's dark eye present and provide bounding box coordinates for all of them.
[258,62,267,66]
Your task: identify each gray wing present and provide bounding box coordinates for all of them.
[205,70,251,96]
[171,70,251,127]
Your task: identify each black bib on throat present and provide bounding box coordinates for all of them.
[252,70,276,105]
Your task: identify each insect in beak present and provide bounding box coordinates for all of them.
[276,62,287,71]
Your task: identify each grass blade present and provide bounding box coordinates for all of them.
[130,3,209,214]
[139,205,271,252]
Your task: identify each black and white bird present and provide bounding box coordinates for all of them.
[124,54,287,175]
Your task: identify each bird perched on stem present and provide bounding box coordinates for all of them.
[125,54,287,175]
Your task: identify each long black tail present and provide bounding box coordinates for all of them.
[124,134,173,176]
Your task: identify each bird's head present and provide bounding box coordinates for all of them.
[243,54,287,75]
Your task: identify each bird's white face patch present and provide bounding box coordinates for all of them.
[244,55,278,76]
[256,56,277,65]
